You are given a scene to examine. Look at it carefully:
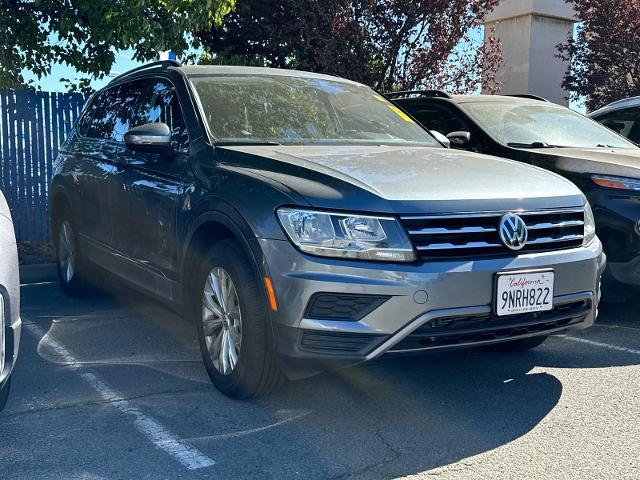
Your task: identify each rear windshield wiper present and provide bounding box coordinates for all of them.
[507,142,562,149]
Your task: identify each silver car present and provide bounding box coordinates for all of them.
[51,63,606,398]
[0,190,20,410]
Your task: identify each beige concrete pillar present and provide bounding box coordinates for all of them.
[482,0,578,105]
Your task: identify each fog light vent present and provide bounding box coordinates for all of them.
[304,293,390,321]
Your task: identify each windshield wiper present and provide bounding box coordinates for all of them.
[507,141,562,149]
[215,140,281,146]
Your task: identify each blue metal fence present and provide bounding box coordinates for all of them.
[0,89,87,241]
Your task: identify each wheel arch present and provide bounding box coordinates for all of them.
[49,186,73,239]
[181,209,270,306]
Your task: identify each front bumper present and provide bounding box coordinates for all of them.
[607,257,640,286]
[0,316,20,390]
[591,194,640,286]
[261,237,606,379]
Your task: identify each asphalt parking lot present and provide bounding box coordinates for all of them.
[1,279,639,479]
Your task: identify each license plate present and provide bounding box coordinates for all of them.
[495,271,554,316]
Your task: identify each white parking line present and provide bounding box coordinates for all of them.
[561,335,640,356]
[594,323,640,331]
[19,281,56,287]
[25,322,216,470]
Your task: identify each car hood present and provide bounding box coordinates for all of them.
[220,145,581,204]
[537,147,640,178]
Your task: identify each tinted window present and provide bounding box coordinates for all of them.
[84,80,146,142]
[409,105,470,135]
[137,79,189,153]
[77,96,98,136]
[597,107,640,144]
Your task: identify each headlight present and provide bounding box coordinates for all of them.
[277,207,416,262]
[592,174,640,191]
[583,201,596,246]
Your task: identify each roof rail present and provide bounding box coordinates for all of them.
[383,90,453,100]
[589,96,640,116]
[505,94,548,102]
[110,59,182,83]
[601,95,640,108]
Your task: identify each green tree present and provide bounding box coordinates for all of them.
[197,0,501,93]
[0,0,234,90]
[558,0,640,111]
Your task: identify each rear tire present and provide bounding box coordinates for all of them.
[54,209,92,297]
[487,335,548,352]
[0,376,10,411]
[193,240,283,399]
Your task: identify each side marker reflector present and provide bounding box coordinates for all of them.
[264,277,278,311]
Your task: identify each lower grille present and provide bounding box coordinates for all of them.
[389,299,591,352]
[299,330,386,355]
[400,208,585,259]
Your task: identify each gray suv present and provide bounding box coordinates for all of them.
[51,61,606,398]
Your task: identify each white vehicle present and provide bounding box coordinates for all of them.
[0,190,20,410]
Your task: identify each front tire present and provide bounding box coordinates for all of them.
[194,240,283,399]
[487,335,548,352]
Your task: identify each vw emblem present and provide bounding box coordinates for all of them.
[499,213,528,251]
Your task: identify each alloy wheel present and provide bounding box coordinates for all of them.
[201,267,242,375]
[58,221,75,284]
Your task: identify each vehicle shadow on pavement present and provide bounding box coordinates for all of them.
[13,281,640,479]
[249,351,557,478]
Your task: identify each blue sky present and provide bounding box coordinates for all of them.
[21,48,145,92]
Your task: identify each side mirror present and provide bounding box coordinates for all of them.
[124,123,173,157]
[430,130,451,148]
[446,131,472,149]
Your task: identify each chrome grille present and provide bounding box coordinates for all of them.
[400,208,585,259]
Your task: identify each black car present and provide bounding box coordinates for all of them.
[390,91,640,296]
[589,96,640,145]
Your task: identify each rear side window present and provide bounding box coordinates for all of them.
[76,96,97,137]
[408,104,471,135]
[137,79,189,153]
[84,80,146,142]
[597,107,640,143]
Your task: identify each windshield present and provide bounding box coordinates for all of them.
[460,101,636,149]
[188,74,439,146]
